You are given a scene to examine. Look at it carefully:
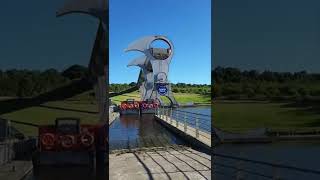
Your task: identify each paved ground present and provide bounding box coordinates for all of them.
[109,111,119,125]
[109,147,211,180]
[0,161,32,180]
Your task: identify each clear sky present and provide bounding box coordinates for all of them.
[214,0,320,73]
[0,1,99,71]
[109,0,211,84]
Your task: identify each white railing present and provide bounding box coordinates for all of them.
[156,106,211,140]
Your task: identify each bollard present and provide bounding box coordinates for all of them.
[196,117,199,138]
[184,112,187,133]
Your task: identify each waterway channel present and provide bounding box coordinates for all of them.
[109,106,212,151]
[109,114,186,151]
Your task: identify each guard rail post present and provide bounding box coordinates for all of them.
[176,111,179,127]
[184,112,187,133]
[195,116,199,138]
[170,107,173,124]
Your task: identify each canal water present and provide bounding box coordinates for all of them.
[109,106,212,151]
[109,114,186,151]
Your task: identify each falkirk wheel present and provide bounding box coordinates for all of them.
[125,36,178,107]
[57,0,108,122]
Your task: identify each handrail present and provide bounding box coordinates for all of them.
[156,107,211,139]
[171,112,209,123]
[213,152,320,175]
[10,120,39,127]
[170,108,211,117]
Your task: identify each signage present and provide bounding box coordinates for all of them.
[157,84,168,96]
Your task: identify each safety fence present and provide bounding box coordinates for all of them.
[0,118,37,166]
[156,107,211,141]
[0,141,14,166]
[213,152,320,180]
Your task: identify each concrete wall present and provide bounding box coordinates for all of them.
[154,116,211,154]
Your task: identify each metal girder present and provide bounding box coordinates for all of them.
[125,36,178,106]
[57,1,108,122]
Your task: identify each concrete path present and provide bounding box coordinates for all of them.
[0,161,32,180]
[155,115,211,147]
[109,112,119,125]
[109,147,211,180]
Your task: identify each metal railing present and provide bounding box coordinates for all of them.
[155,106,211,140]
[0,118,37,165]
[213,152,320,180]
[0,119,13,166]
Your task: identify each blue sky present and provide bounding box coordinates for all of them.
[109,0,211,84]
[0,1,99,71]
[214,0,320,73]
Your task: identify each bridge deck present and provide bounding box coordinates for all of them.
[155,115,211,148]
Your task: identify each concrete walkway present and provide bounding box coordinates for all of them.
[0,161,32,180]
[155,115,211,147]
[109,147,211,180]
[109,112,119,125]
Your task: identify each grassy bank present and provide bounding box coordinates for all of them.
[110,91,211,105]
[213,100,320,132]
[0,91,99,136]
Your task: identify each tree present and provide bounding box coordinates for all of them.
[62,65,88,80]
[129,82,136,87]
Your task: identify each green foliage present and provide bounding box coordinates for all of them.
[213,67,320,100]
[62,65,88,80]
[214,100,320,132]
[0,65,89,97]
[110,82,211,95]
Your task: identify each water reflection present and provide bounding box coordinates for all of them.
[109,114,186,150]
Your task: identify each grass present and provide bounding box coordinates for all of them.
[110,91,141,104]
[5,90,320,135]
[0,91,100,136]
[213,100,320,132]
[110,91,211,105]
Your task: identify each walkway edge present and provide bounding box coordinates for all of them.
[154,115,212,154]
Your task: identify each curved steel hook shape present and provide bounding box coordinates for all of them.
[56,0,108,122]
[125,35,178,106]
[57,0,107,26]
[125,35,174,63]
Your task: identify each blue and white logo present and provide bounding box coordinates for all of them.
[157,84,168,96]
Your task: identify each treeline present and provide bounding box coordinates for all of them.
[213,67,320,100]
[110,83,211,95]
[0,65,88,97]
[0,64,211,98]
